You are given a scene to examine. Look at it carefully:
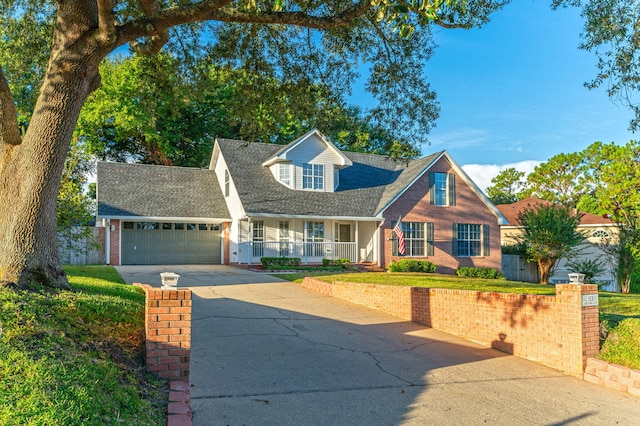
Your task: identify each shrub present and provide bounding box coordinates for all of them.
[456,267,504,279]
[322,258,351,268]
[598,318,640,370]
[261,257,301,269]
[501,243,528,256]
[565,258,606,284]
[388,259,437,273]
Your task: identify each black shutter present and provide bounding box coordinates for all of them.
[427,222,434,256]
[429,172,435,204]
[483,224,490,256]
[448,173,456,206]
[452,223,458,256]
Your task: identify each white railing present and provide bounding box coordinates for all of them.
[243,242,357,264]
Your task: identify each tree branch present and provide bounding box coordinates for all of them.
[97,0,117,43]
[117,0,372,46]
[0,67,22,146]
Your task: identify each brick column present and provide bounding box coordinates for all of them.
[555,284,599,378]
[135,284,192,381]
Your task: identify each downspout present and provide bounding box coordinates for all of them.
[105,218,111,265]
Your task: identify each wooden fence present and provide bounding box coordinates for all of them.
[502,254,539,283]
[58,227,106,265]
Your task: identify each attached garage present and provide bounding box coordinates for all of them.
[121,222,222,265]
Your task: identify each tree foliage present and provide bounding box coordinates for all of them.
[0,0,508,289]
[523,152,589,207]
[76,54,419,168]
[554,0,640,131]
[517,204,585,284]
[486,167,526,205]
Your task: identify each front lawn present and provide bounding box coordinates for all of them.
[0,265,165,425]
[273,271,558,295]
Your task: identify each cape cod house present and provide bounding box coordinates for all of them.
[97,129,507,273]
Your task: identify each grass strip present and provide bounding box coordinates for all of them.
[0,265,165,426]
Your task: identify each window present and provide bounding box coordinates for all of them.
[392,222,434,257]
[430,172,456,206]
[123,222,133,229]
[305,221,324,257]
[252,220,264,257]
[279,164,290,187]
[199,224,208,231]
[224,169,230,197]
[278,221,290,257]
[303,163,324,190]
[592,229,610,239]
[453,224,490,257]
[162,223,172,230]
[174,223,184,230]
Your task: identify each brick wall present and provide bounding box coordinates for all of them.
[382,156,502,274]
[109,219,120,266]
[135,284,192,381]
[584,358,640,397]
[302,278,599,378]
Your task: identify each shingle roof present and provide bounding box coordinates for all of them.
[97,162,230,219]
[216,138,442,218]
[496,197,615,226]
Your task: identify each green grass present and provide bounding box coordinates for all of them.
[0,266,165,426]
[273,271,558,295]
[598,291,640,324]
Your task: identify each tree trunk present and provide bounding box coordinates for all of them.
[0,13,105,289]
[538,259,553,284]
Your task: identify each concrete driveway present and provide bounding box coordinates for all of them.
[118,266,640,425]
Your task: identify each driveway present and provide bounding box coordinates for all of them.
[118,266,640,425]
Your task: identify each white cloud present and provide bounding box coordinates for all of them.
[462,160,540,193]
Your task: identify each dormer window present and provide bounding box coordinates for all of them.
[303,163,324,190]
[279,164,291,187]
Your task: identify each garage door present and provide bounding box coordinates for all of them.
[121,222,222,265]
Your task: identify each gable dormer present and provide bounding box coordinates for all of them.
[262,129,352,192]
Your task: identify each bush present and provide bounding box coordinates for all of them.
[388,259,437,273]
[456,267,504,279]
[322,258,351,268]
[565,258,606,284]
[261,257,301,269]
[501,243,528,256]
[598,318,640,370]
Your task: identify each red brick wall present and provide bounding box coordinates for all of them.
[383,156,502,274]
[584,358,640,397]
[135,284,192,381]
[109,219,120,266]
[302,278,599,378]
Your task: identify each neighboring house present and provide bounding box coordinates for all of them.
[97,129,507,273]
[497,197,618,288]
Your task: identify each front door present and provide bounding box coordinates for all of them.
[338,224,351,242]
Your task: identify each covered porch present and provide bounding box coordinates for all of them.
[232,216,381,265]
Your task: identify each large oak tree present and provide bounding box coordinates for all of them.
[0,0,507,289]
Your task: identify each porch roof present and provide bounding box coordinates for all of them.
[217,138,442,218]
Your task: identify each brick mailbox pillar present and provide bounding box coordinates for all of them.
[555,284,600,378]
[135,283,192,381]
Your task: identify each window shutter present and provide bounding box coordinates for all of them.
[483,224,490,256]
[429,172,435,204]
[448,173,456,206]
[452,223,458,256]
[426,222,434,256]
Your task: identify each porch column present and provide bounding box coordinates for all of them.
[355,221,359,263]
[247,218,252,266]
[303,220,308,265]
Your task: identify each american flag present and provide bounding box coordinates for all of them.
[393,216,406,255]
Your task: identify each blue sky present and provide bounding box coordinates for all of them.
[356,1,636,191]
